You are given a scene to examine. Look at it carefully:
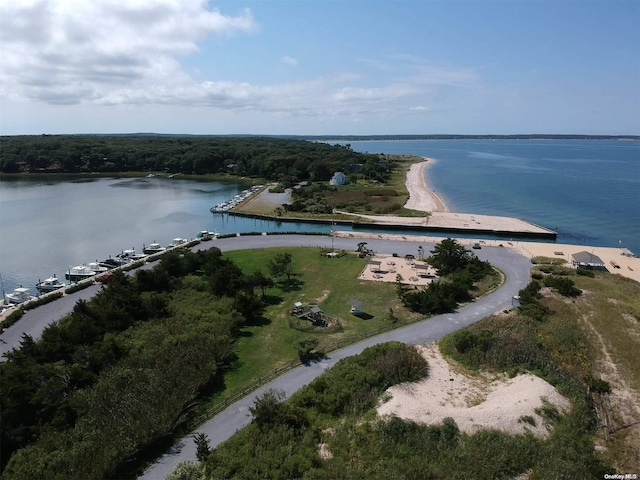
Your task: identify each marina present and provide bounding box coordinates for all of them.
[210,185,264,213]
[1,233,203,309]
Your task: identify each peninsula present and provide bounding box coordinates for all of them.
[238,158,557,239]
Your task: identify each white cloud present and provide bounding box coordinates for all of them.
[0,1,482,128]
[410,106,431,112]
[0,0,257,103]
[280,56,298,66]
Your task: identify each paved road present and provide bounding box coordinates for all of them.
[137,235,531,479]
[1,283,104,358]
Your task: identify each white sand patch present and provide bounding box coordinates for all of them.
[357,255,437,286]
[377,344,570,437]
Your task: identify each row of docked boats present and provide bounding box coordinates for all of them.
[2,234,217,307]
[210,185,263,213]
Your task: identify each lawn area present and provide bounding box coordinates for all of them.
[207,247,420,404]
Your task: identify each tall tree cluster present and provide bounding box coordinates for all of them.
[0,247,269,479]
[0,135,387,182]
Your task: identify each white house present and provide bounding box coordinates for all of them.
[329,171,347,186]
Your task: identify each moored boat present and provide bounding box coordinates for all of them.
[196,231,212,241]
[143,242,166,254]
[87,262,109,274]
[5,287,33,304]
[65,265,97,282]
[167,238,188,248]
[99,256,129,269]
[117,248,147,262]
[36,275,65,293]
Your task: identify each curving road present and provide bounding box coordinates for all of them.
[138,235,531,479]
[0,235,531,478]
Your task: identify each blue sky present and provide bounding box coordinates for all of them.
[1,0,638,135]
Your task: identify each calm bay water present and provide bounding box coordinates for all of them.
[0,176,334,295]
[1,139,638,295]
[348,139,640,255]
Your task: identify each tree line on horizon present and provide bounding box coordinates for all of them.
[0,135,389,182]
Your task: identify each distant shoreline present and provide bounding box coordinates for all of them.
[302,134,640,142]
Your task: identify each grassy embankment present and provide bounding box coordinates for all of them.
[561,271,640,472]
[440,259,640,473]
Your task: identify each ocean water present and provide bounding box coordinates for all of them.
[348,139,640,255]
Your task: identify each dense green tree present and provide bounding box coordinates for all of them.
[0,246,258,477]
[295,337,321,364]
[269,252,294,282]
[246,270,275,297]
[0,135,386,179]
[249,389,286,427]
[194,432,211,463]
[427,238,472,275]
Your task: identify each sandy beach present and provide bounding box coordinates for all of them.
[403,159,449,213]
[339,158,556,237]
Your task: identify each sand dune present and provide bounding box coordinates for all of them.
[377,343,570,437]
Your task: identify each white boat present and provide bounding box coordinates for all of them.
[87,262,109,274]
[117,248,147,261]
[143,242,166,254]
[36,275,65,293]
[5,287,33,304]
[65,265,97,282]
[167,238,188,248]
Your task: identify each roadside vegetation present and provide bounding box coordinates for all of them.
[0,248,265,479]
[166,257,638,479]
[0,238,502,479]
[397,238,498,315]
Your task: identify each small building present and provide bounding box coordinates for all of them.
[348,299,364,315]
[571,251,606,270]
[329,171,347,186]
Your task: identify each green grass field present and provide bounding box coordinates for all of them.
[199,245,501,412]
[213,247,416,398]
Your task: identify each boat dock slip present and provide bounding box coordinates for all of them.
[211,185,264,213]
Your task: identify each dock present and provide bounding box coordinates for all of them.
[210,185,263,213]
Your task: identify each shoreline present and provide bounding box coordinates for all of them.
[403,159,450,213]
